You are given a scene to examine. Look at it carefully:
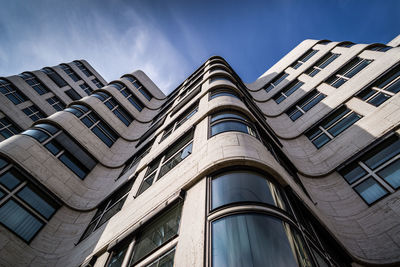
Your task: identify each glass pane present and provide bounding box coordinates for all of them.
[368,93,390,107]
[145,248,175,267]
[327,112,360,137]
[363,136,400,169]
[376,68,400,88]
[108,244,129,267]
[340,163,367,184]
[35,123,59,135]
[211,121,249,136]
[22,129,50,143]
[138,173,156,195]
[319,54,340,69]
[45,141,62,155]
[0,168,22,190]
[385,79,400,93]
[265,84,274,92]
[289,110,303,121]
[321,106,349,129]
[211,171,286,211]
[97,197,126,228]
[354,178,387,204]
[356,88,376,101]
[92,126,114,147]
[59,153,87,179]
[345,59,372,78]
[301,93,325,112]
[331,78,346,88]
[17,185,56,219]
[212,213,311,267]
[285,82,304,96]
[312,134,330,149]
[305,127,322,140]
[131,203,182,264]
[309,69,320,77]
[273,73,289,86]
[159,143,193,178]
[0,199,44,242]
[377,158,400,189]
[211,112,247,123]
[274,95,286,104]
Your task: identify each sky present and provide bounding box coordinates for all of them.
[0,0,399,94]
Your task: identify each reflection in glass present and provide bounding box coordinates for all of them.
[212,213,312,267]
[211,171,287,211]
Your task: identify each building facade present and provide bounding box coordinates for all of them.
[0,36,399,267]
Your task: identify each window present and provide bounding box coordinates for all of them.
[0,157,60,242]
[18,73,49,95]
[22,123,97,179]
[211,171,287,211]
[80,180,134,241]
[264,72,289,92]
[41,67,68,87]
[91,78,103,88]
[65,104,119,147]
[137,130,193,196]
[129,202,182,265]
[325,57,373,88]
[367,45,392,52]
[22,105,46,122]
[105,202,182,267]
[209,111,257,138]
[118,140,154,179]
[338,135,400,205]
[286,90,326,121]
[73,61,93,77]
[60,64,81,82]
[210,76,234,83]
[272,80,304,104]
[209,88,240,100]
[337,42,355,48]
[291,49,318,69]
[179,76,202,100]
[0,114,21,139]
[92,91,134,126]
[356,64,400,107]
[211,213,312,267]
[0,79,27,105]
[123,76,153,101]
[305,53,340,77]
[305,106,362,148]
[65,88,82,101]
[46,96,66,112]
[160,103,198,143]
[110,83,144,112]
[79,83,93,95]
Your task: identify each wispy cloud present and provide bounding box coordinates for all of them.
[0,0,195,94]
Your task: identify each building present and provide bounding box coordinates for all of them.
[0,35,399,267]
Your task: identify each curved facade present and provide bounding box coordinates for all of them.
[0,36,400,267]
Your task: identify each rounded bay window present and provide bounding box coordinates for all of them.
[209,88,240,100]
[209,111,257,138]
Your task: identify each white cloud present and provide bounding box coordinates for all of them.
[0,0,194,94]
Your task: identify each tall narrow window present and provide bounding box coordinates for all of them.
[79,83,93,95]
[209,111,257,137]
[325,57,373,88]
[138,130,194,196]
[0,158,60,242]
[272,80,304,104]
[22,123,97,179]
[0,113,21,139]
[356,64,400,107]
[305,53,340,77]
[60,64,81,82]
[110,83,144,112]
[291,49,318,69]
[264,72,289,92]
[65,104,119,147]
[338,135,400,204]
[65,88,82,101]
[286,90,326,121]
[80,180,134,240]
[305,106,362,148]
[22,105,46,122]
[92,91,134,126]
[0,79,27,105]
[73,61,93,77]
[41,67,68,87]
[19,73,49,95]
[123,76,153,101]
[46,96,66,112]
[91,78,103,88]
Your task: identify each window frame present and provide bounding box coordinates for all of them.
[304,53,340,77]
[0,114,21,139]
[60,64,81,82]
[0,79,28,105]
[123,75,153,101]
[290,49,319,69]
[22,105,46,122]
[73,61,93,77]
[209,88,240,100]
[46,96,66,112]
[208,110,258,139]
[19,72,50,95]
[264,72,289,92]
[285,90,326,121]
[110,82,145,112]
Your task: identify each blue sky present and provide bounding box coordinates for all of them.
[0,0,398,94]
